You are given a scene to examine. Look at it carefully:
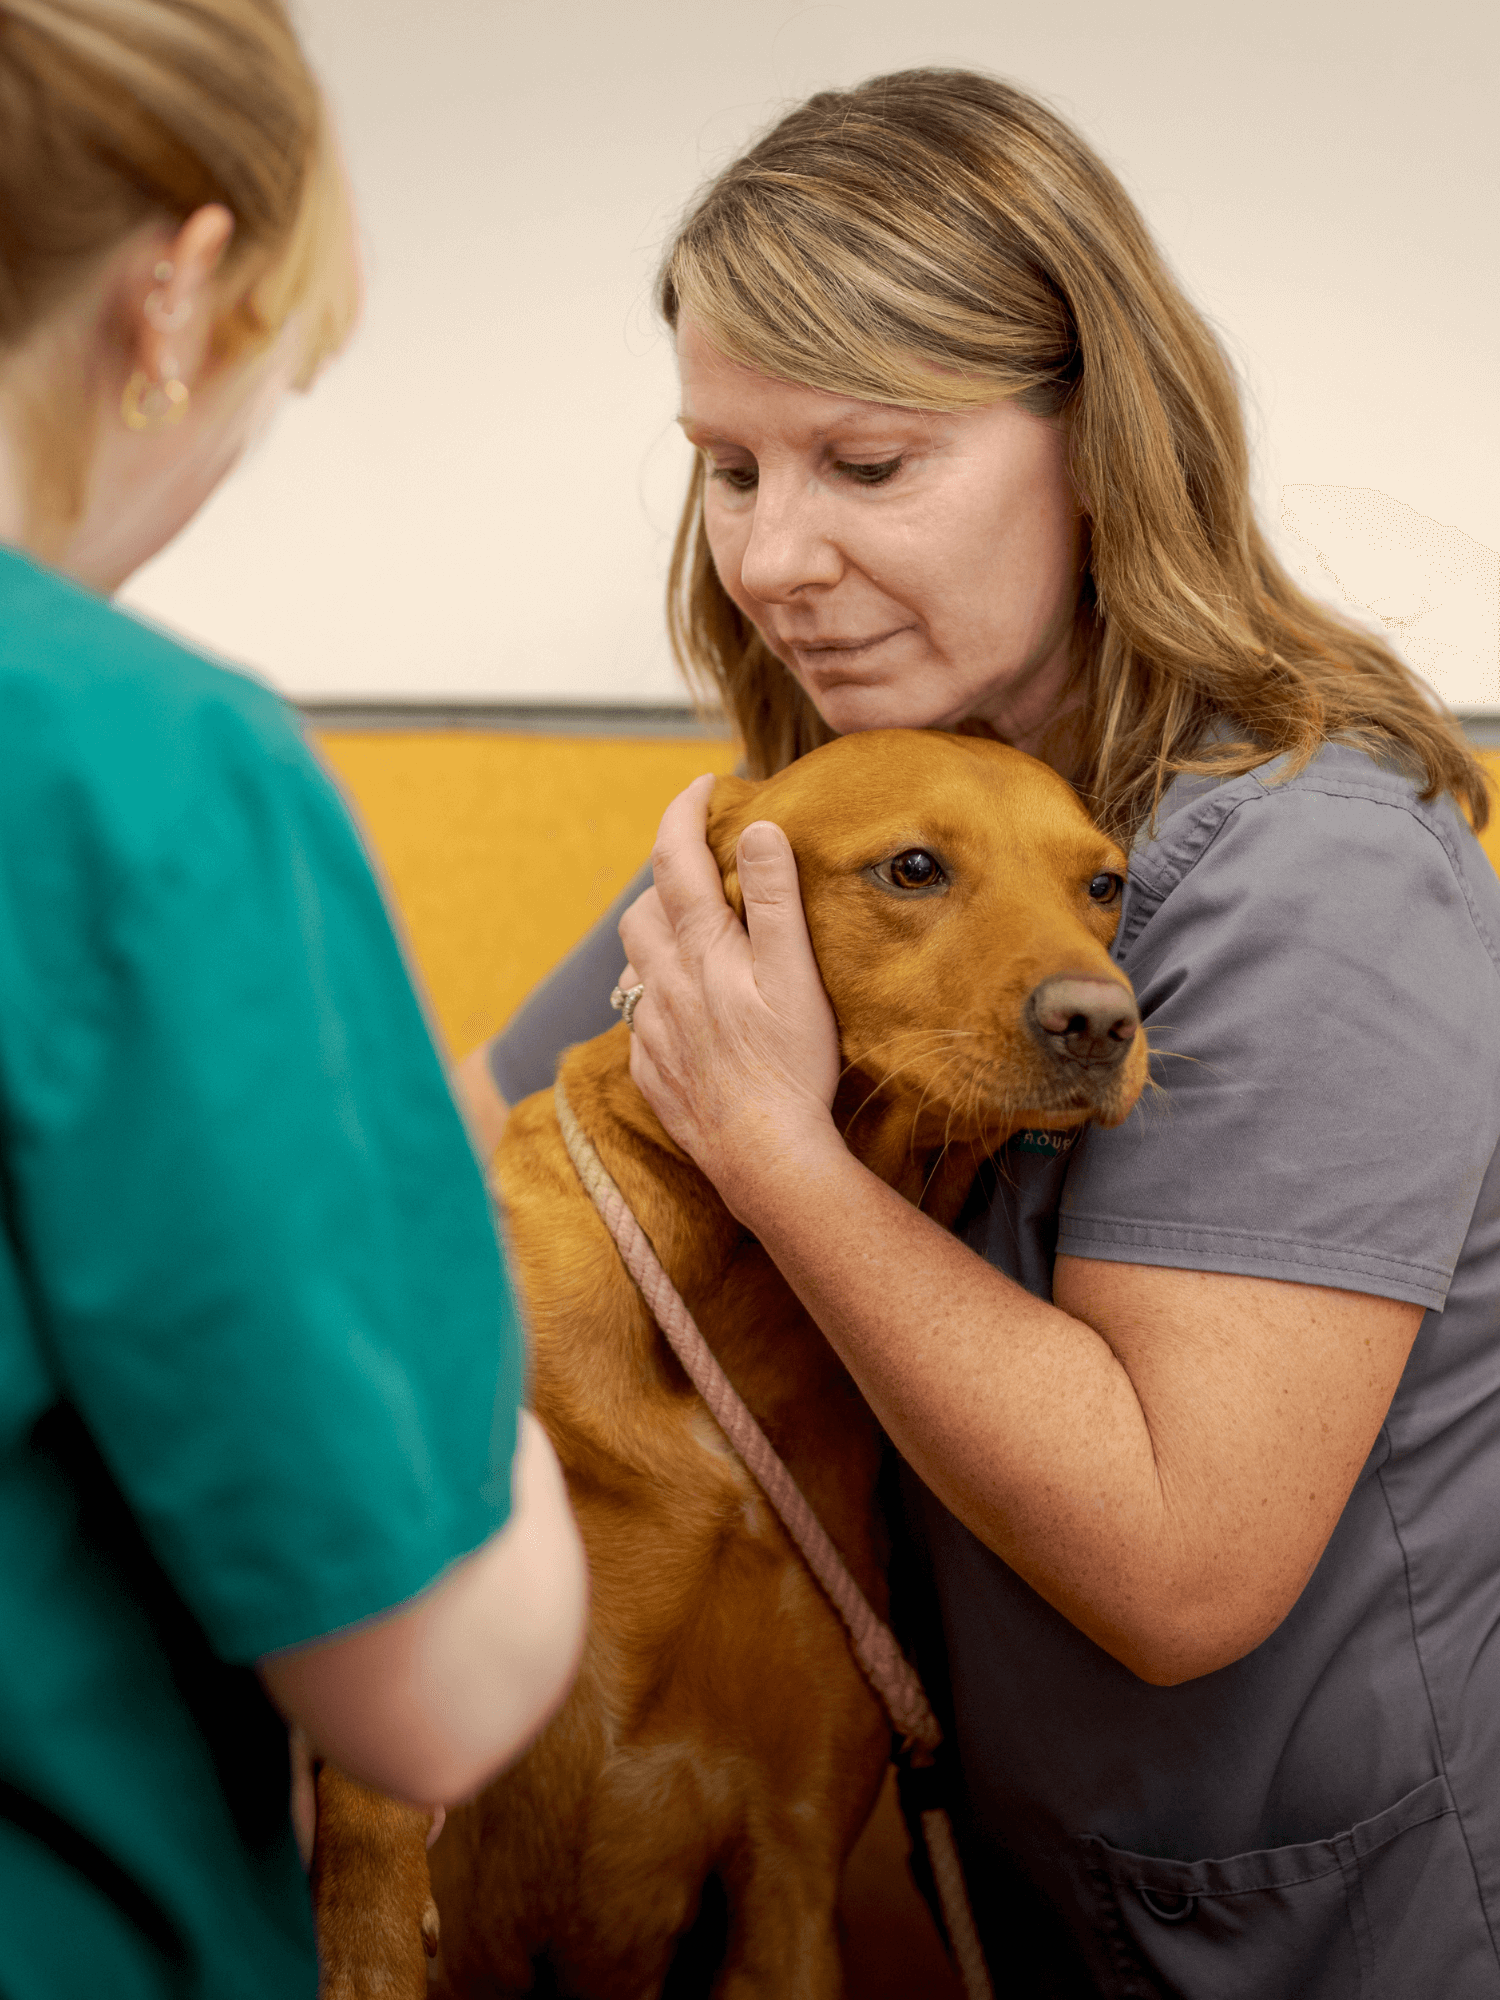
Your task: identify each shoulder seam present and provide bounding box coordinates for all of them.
[1275,777,1500,983]
[1118,786,1260,952]
[1122,777,1500,983]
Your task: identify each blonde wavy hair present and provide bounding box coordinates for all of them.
[660,68,1487,841]
[0,0,358,526]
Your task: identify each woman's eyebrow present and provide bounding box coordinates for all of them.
[676,406,931,442]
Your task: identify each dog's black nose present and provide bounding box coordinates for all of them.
[1027,977,1139,1067]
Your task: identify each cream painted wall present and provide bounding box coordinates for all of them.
[121,0,1499,709]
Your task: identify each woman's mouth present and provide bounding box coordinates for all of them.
[783,628,910,675]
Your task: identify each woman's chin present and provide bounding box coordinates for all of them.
[806,683,964,738]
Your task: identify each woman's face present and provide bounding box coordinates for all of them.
[677,316,1087,755]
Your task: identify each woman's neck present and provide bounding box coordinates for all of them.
[961,654,1088,785]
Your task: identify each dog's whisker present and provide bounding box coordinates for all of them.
[835,1028,978,1097]
[920,1143,952,1208]
[840,1040,981,1136]
[838,1026,978,1083]
[1140,1044,1203,1068]
[905,1051,971,1162]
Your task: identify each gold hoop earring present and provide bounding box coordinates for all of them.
[122,371,190,433]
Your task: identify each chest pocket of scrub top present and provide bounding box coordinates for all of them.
[1076,1776,1494,1999]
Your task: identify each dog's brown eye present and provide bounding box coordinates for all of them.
[891,849,943,889]
[1088,872,1124,905]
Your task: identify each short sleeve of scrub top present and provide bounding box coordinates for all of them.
[0,549,526,1998]
[1056,746,1500,1299]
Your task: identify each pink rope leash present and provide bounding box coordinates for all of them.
[552,1082,995,2000]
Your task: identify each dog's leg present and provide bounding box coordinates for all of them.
[312,1764,438,2000]
[712,1839,844,2000]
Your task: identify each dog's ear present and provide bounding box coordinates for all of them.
[705,774,761,922]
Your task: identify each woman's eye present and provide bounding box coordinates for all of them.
[709,463,758,493]
[887,849,944,889]
[836,455,904,487]
[1088,872,1124,905]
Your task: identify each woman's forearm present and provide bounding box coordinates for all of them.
[455,1043,510,1161]
[718,1123,1180,1674]
[721,1117,1421,1684]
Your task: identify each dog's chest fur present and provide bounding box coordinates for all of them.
[498,1035,891,1645]
[425,1034,894,1985]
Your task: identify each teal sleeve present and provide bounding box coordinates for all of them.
[4,701,524,1661]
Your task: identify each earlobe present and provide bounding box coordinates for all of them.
[121,369,189,433]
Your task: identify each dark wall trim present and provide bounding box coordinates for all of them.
[296,698,1500,748]
[296,699,730,738]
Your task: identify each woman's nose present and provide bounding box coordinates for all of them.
[737,473,844,602]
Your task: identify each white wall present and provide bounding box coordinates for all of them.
[121,0,1500,711]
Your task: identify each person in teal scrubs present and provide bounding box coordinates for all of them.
[0,7,586,1997]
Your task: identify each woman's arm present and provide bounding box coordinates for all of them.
[618,781,1422,1686]
[455,1043,510,1159]
[260,1412,587,1804]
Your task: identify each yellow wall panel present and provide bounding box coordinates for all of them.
[1479,753,1500,877]
[314,731,739,1058]
[316,733,1500,1064]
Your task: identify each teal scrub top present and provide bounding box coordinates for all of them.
[0,548,526,1998]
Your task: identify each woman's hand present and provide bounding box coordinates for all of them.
[617,774,841,1216]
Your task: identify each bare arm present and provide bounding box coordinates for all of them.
[455,1042,510,1161]
[703,1124,1416,1683]
[259,1411,587,1803]
[617,780,1421,1686]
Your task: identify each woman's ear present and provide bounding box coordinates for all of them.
[127,204,236,396]
[705,775,760,920]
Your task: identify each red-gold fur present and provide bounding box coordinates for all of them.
[313,732,1148,1998]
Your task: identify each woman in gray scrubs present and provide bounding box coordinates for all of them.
[464,71,1500,1997]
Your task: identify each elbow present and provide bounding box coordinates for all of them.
[1105,1604,1288,1689]
[261,1491,590,1810]
[349,1544,589,1808]
[433,1535,590,1804]
[1116,1647,1231,1690]
[411,1514,590,1808]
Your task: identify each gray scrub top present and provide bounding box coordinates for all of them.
[489,740,1500,1999]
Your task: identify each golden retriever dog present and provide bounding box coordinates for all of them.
[313,729,1149,2000]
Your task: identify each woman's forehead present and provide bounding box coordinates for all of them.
[675,318,945,447]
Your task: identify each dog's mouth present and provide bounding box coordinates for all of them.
[994,1051,1147,1134]
[839,1019,1148,1157]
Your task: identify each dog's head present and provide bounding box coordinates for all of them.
[707,730,1148,1158]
